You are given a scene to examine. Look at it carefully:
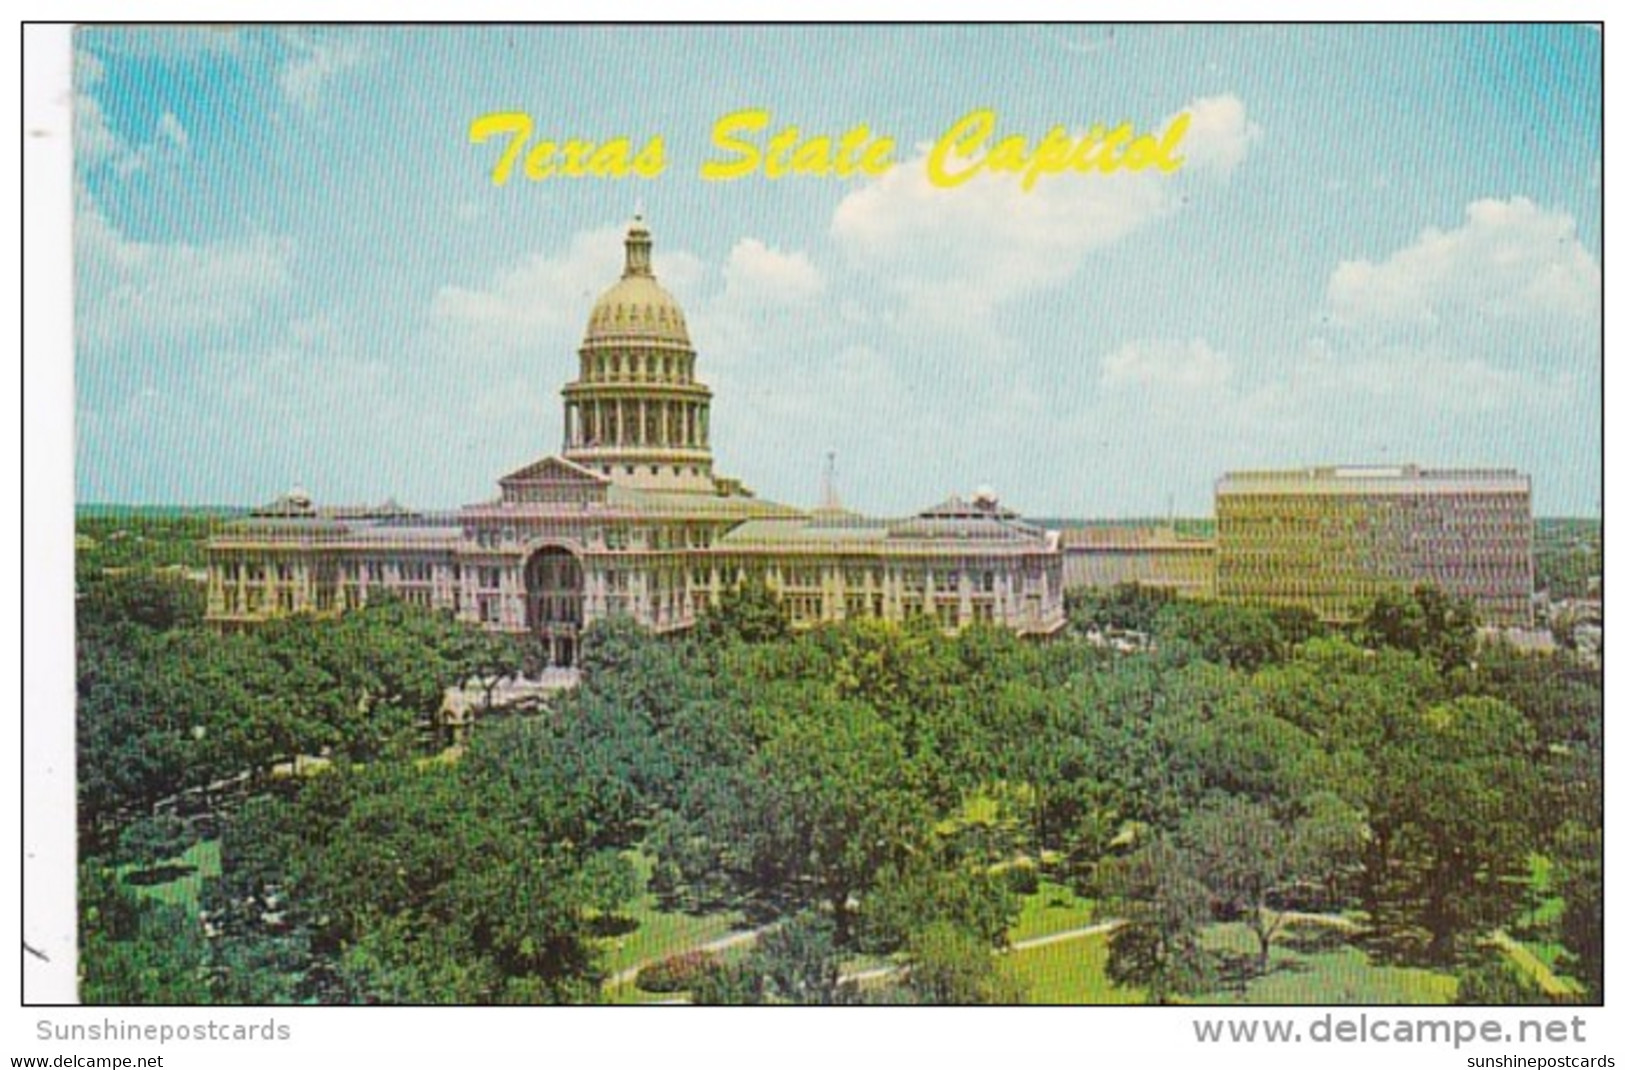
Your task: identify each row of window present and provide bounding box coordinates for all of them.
[580,349,694,384]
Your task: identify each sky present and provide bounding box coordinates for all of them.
[72,25,1602,517]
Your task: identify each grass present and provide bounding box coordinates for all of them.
[1000,930,1141,1004]
[596,852,751,1001]
[999,915,1459,1005]
[1009,881,1096,944]
[121,839,220,916]
[1517,854,1565,928]
[1199,923,1457,1005]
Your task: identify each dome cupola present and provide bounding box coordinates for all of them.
[582,216,691,348]
[561,217,716,493]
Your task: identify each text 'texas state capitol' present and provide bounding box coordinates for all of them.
[205,219,1534,661]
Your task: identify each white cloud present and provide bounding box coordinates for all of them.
[428,225,705,354]
[77,196,295,347]
[73,91,138,175]
[1176,94,1261,178]
[1101,337,1233,393]
[830,95,1258,328]
[75,59,189,177]
[279,31,366,113]
[720,239,824,305]
[1327,197,1599,329]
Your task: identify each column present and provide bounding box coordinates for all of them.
[660,401,670,447]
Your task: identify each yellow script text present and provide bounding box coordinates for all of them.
[926,109,1190,191]
[700,109,896,181]
[469,112,666,186]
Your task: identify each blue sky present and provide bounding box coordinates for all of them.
[73,25,1601,516]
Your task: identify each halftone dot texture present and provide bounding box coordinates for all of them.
[75,26,1597,518]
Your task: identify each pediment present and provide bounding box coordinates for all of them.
[498,455,610,487]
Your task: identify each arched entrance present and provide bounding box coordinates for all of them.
[524,545,584,668]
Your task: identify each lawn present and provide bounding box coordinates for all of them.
[1000,930,1141,1004]
[121,838,220,916]
[597,852,752,1001]
[1009,881,1096,944]
[1198,922,1457,1005]
[997,917,1460,1005]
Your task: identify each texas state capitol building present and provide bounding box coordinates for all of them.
[206,219,1067,664]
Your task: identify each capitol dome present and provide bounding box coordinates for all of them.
[561,216,716,494]
[583,217,690,347]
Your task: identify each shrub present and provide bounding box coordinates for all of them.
[635,950,720,994]
[1003,861,1040,896]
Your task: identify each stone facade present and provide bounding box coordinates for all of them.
[206,220,1067,662]
[1061,525,1215,598]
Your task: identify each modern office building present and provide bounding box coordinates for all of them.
[206,219,1067,662]
[1214,465,1533,626]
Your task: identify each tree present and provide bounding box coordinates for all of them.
[690,959,766,1005]
[752,913,850,1004]
[1269,604,1327,647]
[1552,821,1601,1001]
[1155,600,1285,673]
[1383,696,1540,961]
[1454,957,1554,1006]
[722,694,930,939]
[1099,839,1212,1003]
[903,921,1026,1004]
[77,570,206,638]
[455,628,526,710]
[856,850,1016,955]
[1359,585,1479,672]
[692,913,852,1005]
[79,864,211,1004]
[696,577,789,644]
[111,813,198,873]
[1180,794,1360,975]
[1065,582,1176,635]
[222,759,620,1004]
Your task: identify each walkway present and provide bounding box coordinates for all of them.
[842,919,1124,987]
[604,922,781,990]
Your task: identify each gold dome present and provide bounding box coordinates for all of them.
[583,218,691,347]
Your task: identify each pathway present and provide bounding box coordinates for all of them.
[604,922,781,990]
[842,919,1125,987]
